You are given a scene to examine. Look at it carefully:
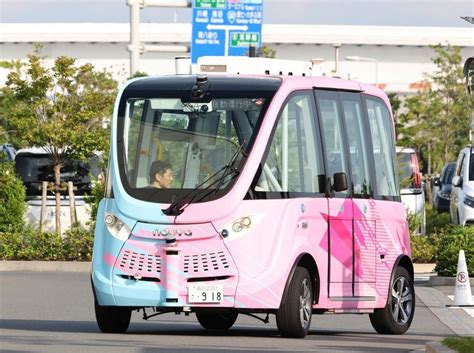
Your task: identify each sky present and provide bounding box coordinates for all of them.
[0,0,473,27]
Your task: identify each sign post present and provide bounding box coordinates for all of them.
[191,0,263,64]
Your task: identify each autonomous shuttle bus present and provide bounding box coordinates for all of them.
[92,59,414,338]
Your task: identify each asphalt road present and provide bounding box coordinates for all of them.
[0,271,454,353]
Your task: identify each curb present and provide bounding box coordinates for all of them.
[428,276,456,286]
[426,341,456,353]
[414,263,436,273]
[0,261,90,272]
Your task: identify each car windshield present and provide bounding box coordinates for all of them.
[117,76,280,203]
[442,163,455,184]
[14,153,101,196]
[397,152,413,188]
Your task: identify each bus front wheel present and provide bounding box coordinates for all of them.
[276,266,313,338]
[196,310,238,330]
[369,266,415,334]
[94,299,131,333]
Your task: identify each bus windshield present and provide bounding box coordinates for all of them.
[117,77,279,204]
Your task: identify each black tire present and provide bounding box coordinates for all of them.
[94,299,132,333]
[370,266,415,334]
[196,310,238,330]
[276,267,313,338]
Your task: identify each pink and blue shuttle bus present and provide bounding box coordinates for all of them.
[92,62,414,338]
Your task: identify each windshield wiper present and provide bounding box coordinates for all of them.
[163,143,245,216]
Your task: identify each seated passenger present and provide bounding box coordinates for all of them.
[149,160,173,188]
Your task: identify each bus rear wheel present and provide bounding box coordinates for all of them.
[196,310,238,330]
[276,266,313,338]
[94,299,131,333]
[369,266,415,334]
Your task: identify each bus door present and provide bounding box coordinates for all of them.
[315,90,354,299]
[340,92,377,299]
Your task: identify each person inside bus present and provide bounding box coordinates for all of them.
[149,160,173,188]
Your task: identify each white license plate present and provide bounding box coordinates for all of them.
[188,284,223,303]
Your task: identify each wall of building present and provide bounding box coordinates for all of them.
[1,23,473,95]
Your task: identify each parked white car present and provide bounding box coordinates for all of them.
[450,145,474,225]
[396,147,426,235]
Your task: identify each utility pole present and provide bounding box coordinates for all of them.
[127,0,191,76]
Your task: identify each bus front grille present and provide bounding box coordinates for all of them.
[183,251,230,274]
[117,249,162,276]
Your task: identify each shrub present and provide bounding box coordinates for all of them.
[435,226,474,277]
[0,231,22,260]
[0,157,26,232]
[425,204,451,235]
[410,234,437,263]
[13,227,63,260]
[407,211,421,236]
[0,225,94,261]
[85,178,104,228]
[62,226,94,260]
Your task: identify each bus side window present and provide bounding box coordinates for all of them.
[253,91,324,196]
[365,97,398,199]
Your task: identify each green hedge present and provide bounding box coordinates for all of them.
[0,226,94,261]
[435,226,474,277]
[410,234,438,263]
[0,158,26,232]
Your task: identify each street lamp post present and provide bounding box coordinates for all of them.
[127,0,191,76]
[345,55,378,86]
[333,43,341,76]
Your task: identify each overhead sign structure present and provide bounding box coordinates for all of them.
[191,0,263,64]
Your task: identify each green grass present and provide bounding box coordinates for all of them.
[442,336,474,353]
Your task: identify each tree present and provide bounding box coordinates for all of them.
[4,53,117,235]
[245,44,276,58]
[388,92,402,138]
[396,44,473,202]
[0,59,24,147]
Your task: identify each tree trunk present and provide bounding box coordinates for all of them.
[426,142,432,204]
[444,142,449,166]
[53,163,62,236]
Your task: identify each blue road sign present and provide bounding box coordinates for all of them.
[191,0,263,64]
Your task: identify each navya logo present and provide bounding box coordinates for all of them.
[152,229,193,237]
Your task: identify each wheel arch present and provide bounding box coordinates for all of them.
[394,254,414,281]
[280,253,320,306]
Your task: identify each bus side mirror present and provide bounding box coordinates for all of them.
[433,177,441,187]
[452,175,462,187]
[332,172,348,192]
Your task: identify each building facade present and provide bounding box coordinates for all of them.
[1,23,473,94]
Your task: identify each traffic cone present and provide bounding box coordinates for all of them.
[453,250,473,306]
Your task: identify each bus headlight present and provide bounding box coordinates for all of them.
[221,215,262,240]
[232,217,251,233]
[104,213,131,241]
